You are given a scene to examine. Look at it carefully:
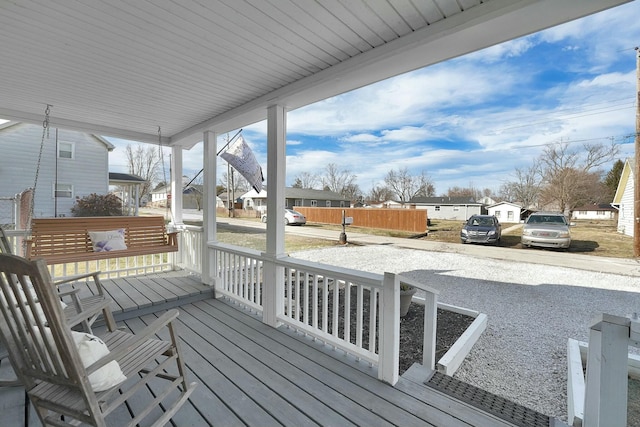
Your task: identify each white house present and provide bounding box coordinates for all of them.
[241,188,349,213]
[486,201,522,223]
[0,122,114,220]
[571,204,617,221]
[409,196,484,221]
[612,158,634,237]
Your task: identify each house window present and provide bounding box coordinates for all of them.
[310,200,317,207]
[340,201,346,207]
[435,206,440,211]
[54,183,73,198]
[58,142,74,159]
[325,200,331,207]
[507,211,514,221]
[495,211,501,218]
[580,211,587,215]
[597,211,605,216]
[295,199,302,206]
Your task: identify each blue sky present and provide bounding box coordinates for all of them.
[109,1,639,197]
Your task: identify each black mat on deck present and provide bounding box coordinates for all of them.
[426,371,551,427]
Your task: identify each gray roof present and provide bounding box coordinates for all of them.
[285,188,349,201]
[410,196,481,205]
[108,172,146,183]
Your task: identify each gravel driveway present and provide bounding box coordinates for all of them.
[292,244,640,422]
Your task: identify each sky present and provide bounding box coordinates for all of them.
[87,2,640,197]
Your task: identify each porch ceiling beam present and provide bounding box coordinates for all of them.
[0,108,169,145]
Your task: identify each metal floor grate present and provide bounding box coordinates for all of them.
[426,372,551,427]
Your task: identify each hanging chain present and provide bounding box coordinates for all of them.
[24,104,52,254]
[33,104,52,199]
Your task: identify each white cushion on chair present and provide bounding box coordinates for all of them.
[32,328,127,392]
[88,229,127,252]
[71,331,127,392]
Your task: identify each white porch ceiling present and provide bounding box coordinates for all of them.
[0,0,631,148]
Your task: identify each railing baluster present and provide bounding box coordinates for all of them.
[312,274,318,329]
[303,272,310,325]
[294,269,301,321]
[331,278,339,339]
[322,274,328,333]
[344,281,351,343]
[356,284,363,348]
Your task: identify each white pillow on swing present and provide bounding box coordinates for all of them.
[88,229,127,252]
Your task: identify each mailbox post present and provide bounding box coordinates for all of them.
[339,210,353,244]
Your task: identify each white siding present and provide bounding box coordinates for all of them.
[0,123,110,219]
[416,204,481,220]
[618,174,634,237]
[572,210,616,220]
[487,203,521,223]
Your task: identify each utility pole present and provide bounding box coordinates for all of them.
[635,47,640,256]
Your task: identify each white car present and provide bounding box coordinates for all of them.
[261,209,306,225]
[521,212,571,249]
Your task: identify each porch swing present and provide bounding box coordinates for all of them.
[24,110,178,266]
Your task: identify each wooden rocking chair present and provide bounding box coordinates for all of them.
[0,254,196,426]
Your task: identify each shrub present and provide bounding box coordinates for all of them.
[71,193,123,217]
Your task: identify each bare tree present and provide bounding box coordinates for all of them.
[384,167,435,202]
[499,163,541,208]
[219,169,250,195]
[367,185,395,202]
[292,171,320,189]
[125,144,163,205]
[537,141,618,214]
[341,183,362,202]
[321,163,357,197]
[447,186,480,200]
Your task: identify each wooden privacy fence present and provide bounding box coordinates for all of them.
[294,207,428,233]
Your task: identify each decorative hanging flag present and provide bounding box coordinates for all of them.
[220,135,264,192]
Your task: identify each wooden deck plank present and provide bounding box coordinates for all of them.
[5,272,559,427]
[146,275,206,296]
[0,386,27,426]
[173,305,362,427]
[210,299,522,427]
[186,300,435,427]
[104,276,154,311]
[205,299,476,427]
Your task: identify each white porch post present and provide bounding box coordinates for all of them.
[170,146,183,225]
[262,104,286,327]
[380,272,400,385]
[583,314,629,427]
[202,131,217,287]
[134,184,139,216]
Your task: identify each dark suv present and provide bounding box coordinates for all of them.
[460,215,502,245]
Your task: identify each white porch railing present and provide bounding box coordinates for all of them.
[176,224,204,275]
[581,313,640,427]
[210,240,439,385]
[7,224,441,384]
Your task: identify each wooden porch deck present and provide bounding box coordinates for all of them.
[0,271,564,427]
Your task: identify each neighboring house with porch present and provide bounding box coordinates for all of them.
[487,201,522,223]
[241,187,349,213]
[612,158,634,237]
[0,122,114,219]
[409,196,484,221]
[571,203,617,221]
